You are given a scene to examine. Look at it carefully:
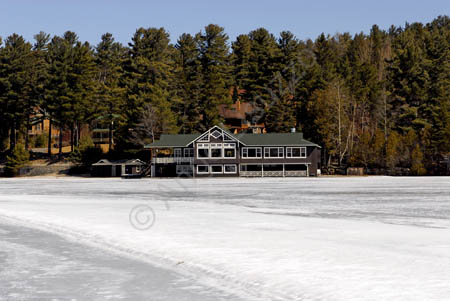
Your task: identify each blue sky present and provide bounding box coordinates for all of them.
[1,0,448,46]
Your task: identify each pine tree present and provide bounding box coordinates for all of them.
[5,143,29,176]
[29,32,50,150]
[245,28,280,123]
[0,34,34,150]
[122,27,178,150]
[94,33,126,151]
[174,33,202,133]
[45,32,96,154]
[232,34,252,91]
[195,24,232,130]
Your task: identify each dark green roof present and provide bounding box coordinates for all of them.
[145,134,200,148]
[145,129,319,148]
[236,132,319,146]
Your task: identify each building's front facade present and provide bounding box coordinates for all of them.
[145,125,321,177]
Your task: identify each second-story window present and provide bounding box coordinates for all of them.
[286,147,307,158]
[224,143,236,158]
[197,144,209,158]
[264,147,284,158]
[210,143,222,158]
[174,148,182,157]
[242,147,262,158]
[184,148,194,157]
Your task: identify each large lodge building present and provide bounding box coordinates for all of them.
[145,125,321,177]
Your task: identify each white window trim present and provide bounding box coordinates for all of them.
[210,165,223,174]
[197,147,209,159]
[198,133,210,142]
[210,130,222,139]
[197,165,209,174]
[300,147,307,158]
[286,147,307,158]
[174,148,182,157]
[264,147,284,158]
[224,164,237,174]
[184,148,194,157]
[223,147,236,159]
[210,147,223,158]
[177,165,193,174]
[242,147,262,159]
[196,143,236,159]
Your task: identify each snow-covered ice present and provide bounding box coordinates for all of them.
[0,222,231,300]
[0,176,449,300]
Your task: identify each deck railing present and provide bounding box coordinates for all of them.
[152,157,194,164]
[240,170,308,177]
[284,170,307,177]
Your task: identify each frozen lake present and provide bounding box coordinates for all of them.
[0,176,450,300]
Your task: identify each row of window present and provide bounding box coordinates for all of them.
[197,164,237,174]
[174,146,307,159]
[197,143,236,159]
[242,147,307,158]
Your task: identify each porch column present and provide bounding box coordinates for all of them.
[306,164,309,177]
[261,164,264,177]
[283,164,285,177]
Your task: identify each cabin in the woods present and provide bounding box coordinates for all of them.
[145,125,321,177]
[218,99,265,134]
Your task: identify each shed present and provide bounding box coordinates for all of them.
[91,159,146,177]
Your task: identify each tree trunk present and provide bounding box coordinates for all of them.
[337,84,342,165]
[10,122,16,150]
[25,117,30,150]
[75,122,79,148]
[48,119,52,156]
[59,126,63,155]
[109,121,113,152]
[70,124,74,152]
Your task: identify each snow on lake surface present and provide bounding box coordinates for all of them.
[0,176,449,300]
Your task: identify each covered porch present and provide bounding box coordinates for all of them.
[239,163,309,177]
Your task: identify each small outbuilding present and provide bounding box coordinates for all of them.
[91,159,146,177]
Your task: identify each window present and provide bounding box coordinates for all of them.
[197,165,209,174]
[224,148,235,158]
[177,165,193,174]
[224,164,237,174]
[184,148,194,157]
[301,147,307,158]
[242,147,262,158]
[211,148,222,158]
[210,165,223,174]
[224,143,236,158]
[197,144,209,158]
[223,134,234,141]
[240,164,262,171]
[197,148,209,158]
[174,148,182,157]
[211,130,222,139]
[198,134,209,142]
[286,147,307,158]
[264,147,284,158]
